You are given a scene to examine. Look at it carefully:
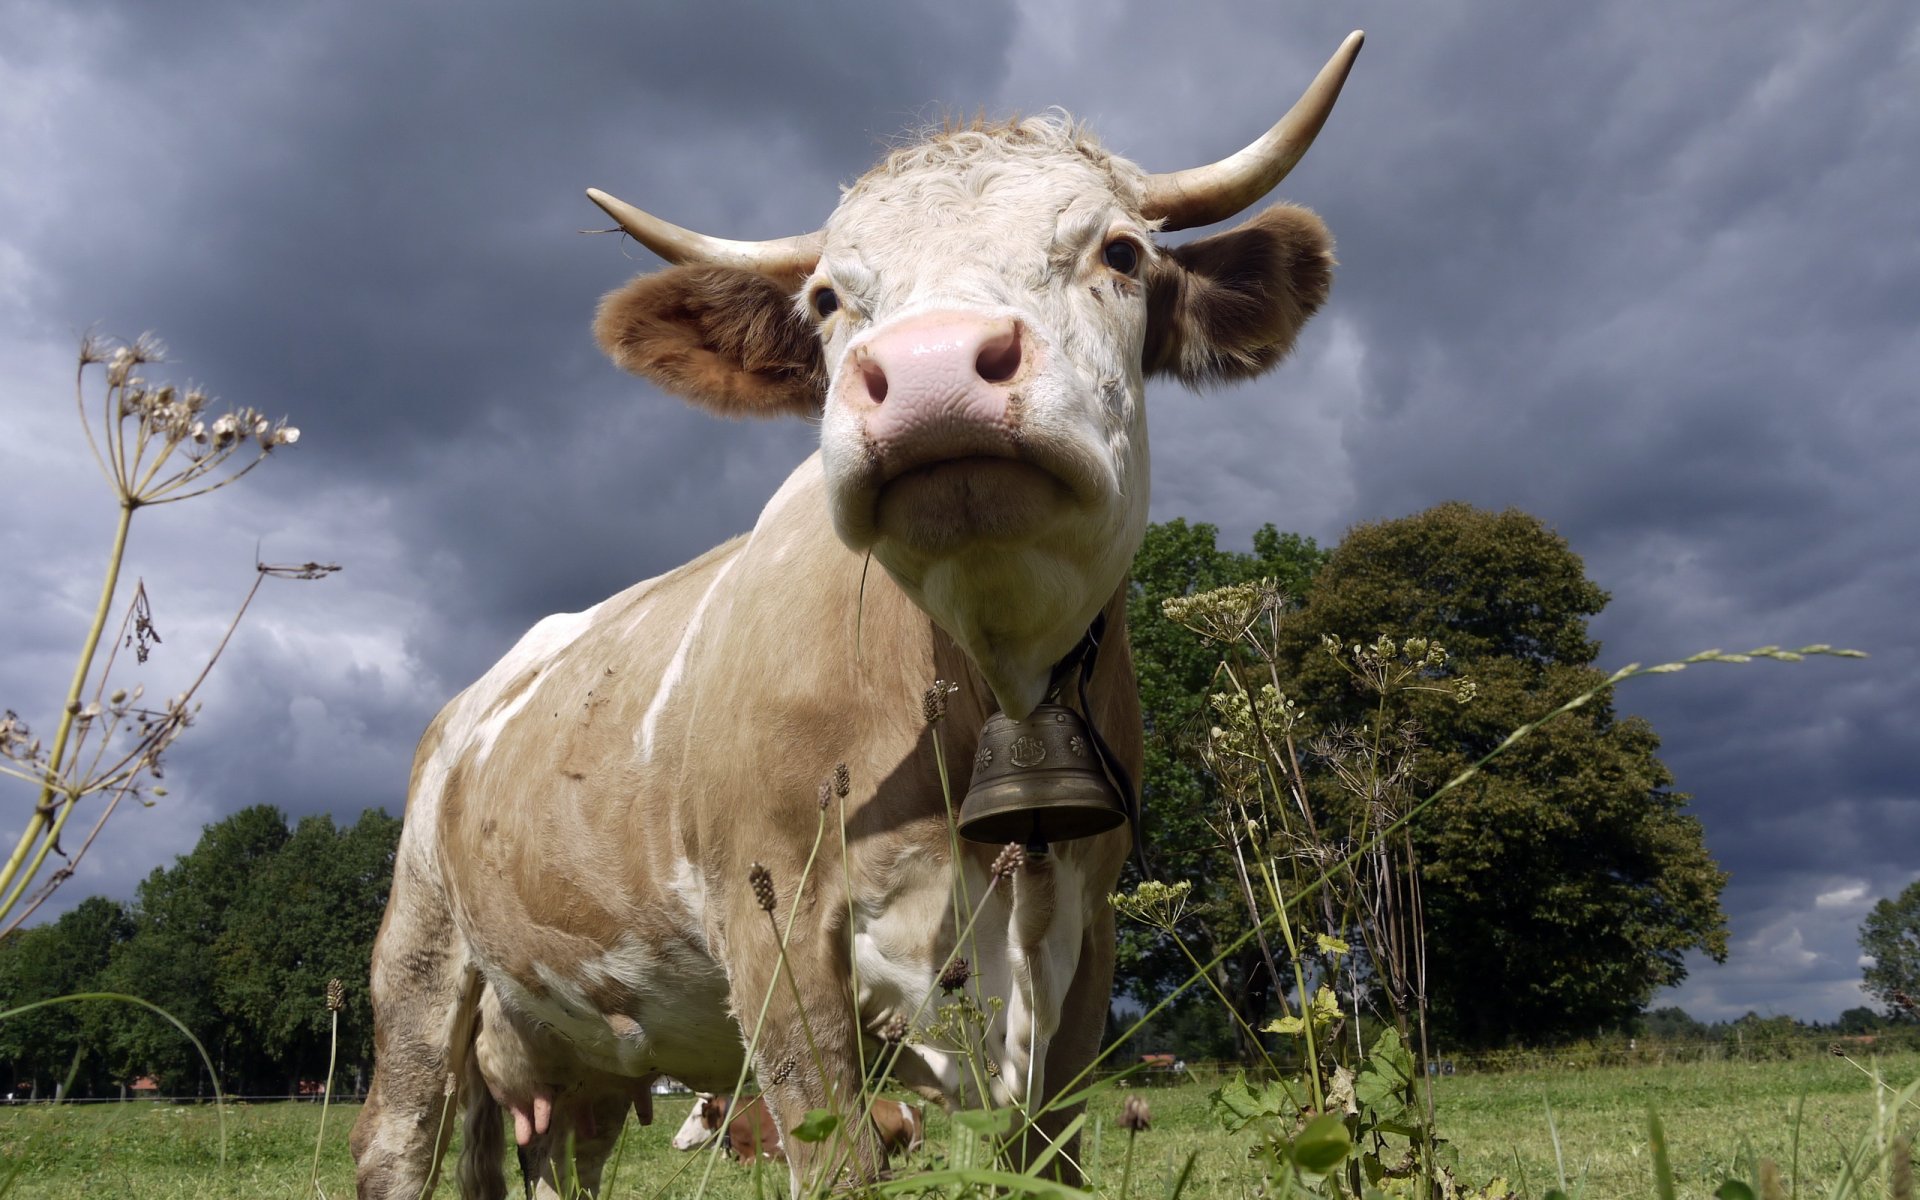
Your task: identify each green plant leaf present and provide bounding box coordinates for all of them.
[1209,1072,1286,1133]
[1714,1183,1756,1200]
[1290,1112,1352,1174]
[789,1109,839,1144]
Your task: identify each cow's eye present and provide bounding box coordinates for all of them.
[812,288,840,319]
[1101,239,1141,275]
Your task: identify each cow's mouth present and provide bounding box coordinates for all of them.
[873,456,1070,553]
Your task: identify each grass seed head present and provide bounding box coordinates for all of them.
[991,842,1021,882]
[748,862,776,912]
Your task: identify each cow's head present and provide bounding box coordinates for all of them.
[592,34,1359,718]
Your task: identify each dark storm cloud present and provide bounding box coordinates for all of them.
[2,0,1913,1020]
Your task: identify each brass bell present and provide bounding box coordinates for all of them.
[957,703,1128,845]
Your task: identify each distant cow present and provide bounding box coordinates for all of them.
[671,1094,924,1164]
[351,31,1359,1200]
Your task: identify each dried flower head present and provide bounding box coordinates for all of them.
[937,957,971,994]
[922,680,959,725]
[833,761,851,798]
[1119,1095,1152,1133]
[818,781,833,810]
[768,1053,797,1086]
[748,863,776,913]
[880,1014,909,1045]
[325,978,346,1013]
[990,842,1022,882]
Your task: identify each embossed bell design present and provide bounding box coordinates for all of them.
[957,703,1128,845]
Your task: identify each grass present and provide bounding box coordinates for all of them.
[2,1053,1914,1197]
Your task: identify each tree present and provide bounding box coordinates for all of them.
[0,895,132,1097]
[1120,519,1327,1053]
[1270,503,1728,1046]
[1860,878,1920,1015]
[216,808,399,1089]
[101,804,292,1093]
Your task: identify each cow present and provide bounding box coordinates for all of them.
[671,1093,925,1162]
[350,30,1361,1199]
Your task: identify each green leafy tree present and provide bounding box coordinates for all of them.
[0,895,132,1097]
[1121,519,1327,1053]
[1271,502,1729,1046]
[1860,878,1920,1015]
[101,804,291,1093]
[216,807,399,1091]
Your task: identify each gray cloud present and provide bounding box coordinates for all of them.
[2,0,1913,1022]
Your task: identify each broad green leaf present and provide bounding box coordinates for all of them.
[1290,1112,1352,1174]
[1714,1183,1756,1200]
[788,1109,839,1143]
[1264,1015,1305,1035]
[1209,1072,1286,1133]
[1315,933,1351,956]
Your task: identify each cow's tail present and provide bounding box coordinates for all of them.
[457,1036,511,1200]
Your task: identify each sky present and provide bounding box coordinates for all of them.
[0,0,1913,1025]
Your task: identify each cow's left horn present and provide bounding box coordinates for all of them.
[586,188,823,279]
[1141,30,1364,232]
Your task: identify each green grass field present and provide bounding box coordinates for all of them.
[2,1053,1914,1197]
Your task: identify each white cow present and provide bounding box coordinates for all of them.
[352,31,1361,1198]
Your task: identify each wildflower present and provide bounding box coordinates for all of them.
[880,1014,908,1045]
[833,761,850,798]
[769,1053,797,1086]
[1108,880,1192,931]
[922,679,958,724]
[937,957,971,993]
[326,979,346,1013]
[748,863,776,913]
[990,842,1021,882]
[1118,1095,1151,1133]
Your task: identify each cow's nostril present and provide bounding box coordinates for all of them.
[975,324,1022,385]
[860,356,889,404]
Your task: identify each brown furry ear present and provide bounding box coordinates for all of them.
[1142,205,1335,388]
[593,265,825,417]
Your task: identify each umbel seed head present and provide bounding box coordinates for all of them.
[937,957,971,993]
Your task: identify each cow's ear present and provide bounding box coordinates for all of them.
[594,265,825,417]
[1143,204,1334,388]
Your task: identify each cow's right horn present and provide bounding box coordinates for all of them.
[586,188,823,280]
[1141,30,1364,232]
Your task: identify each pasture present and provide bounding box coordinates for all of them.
[2,1053,1913,1197]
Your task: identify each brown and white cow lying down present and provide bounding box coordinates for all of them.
[670,1093,925,1164]
[351,31,1359,1199]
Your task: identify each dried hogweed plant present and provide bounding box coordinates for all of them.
[0,334,334,933]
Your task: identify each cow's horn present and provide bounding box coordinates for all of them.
[1141,30,1364,232]
[586,188,823,278]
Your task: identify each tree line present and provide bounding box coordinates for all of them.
[0,806,397,1099]
[11,501,1897,1094]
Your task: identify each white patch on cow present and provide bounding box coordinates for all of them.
[408,603,603,831]
[636,556,738,762]
[669,1096,717,1150]
[669,857,709,954]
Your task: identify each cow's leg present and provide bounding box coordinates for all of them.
[456,1045,511,1200]
[350,846,483,1198]
[1021,905,1116,1185]
[520,1089,634,1199]
[726,881,885,1192]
